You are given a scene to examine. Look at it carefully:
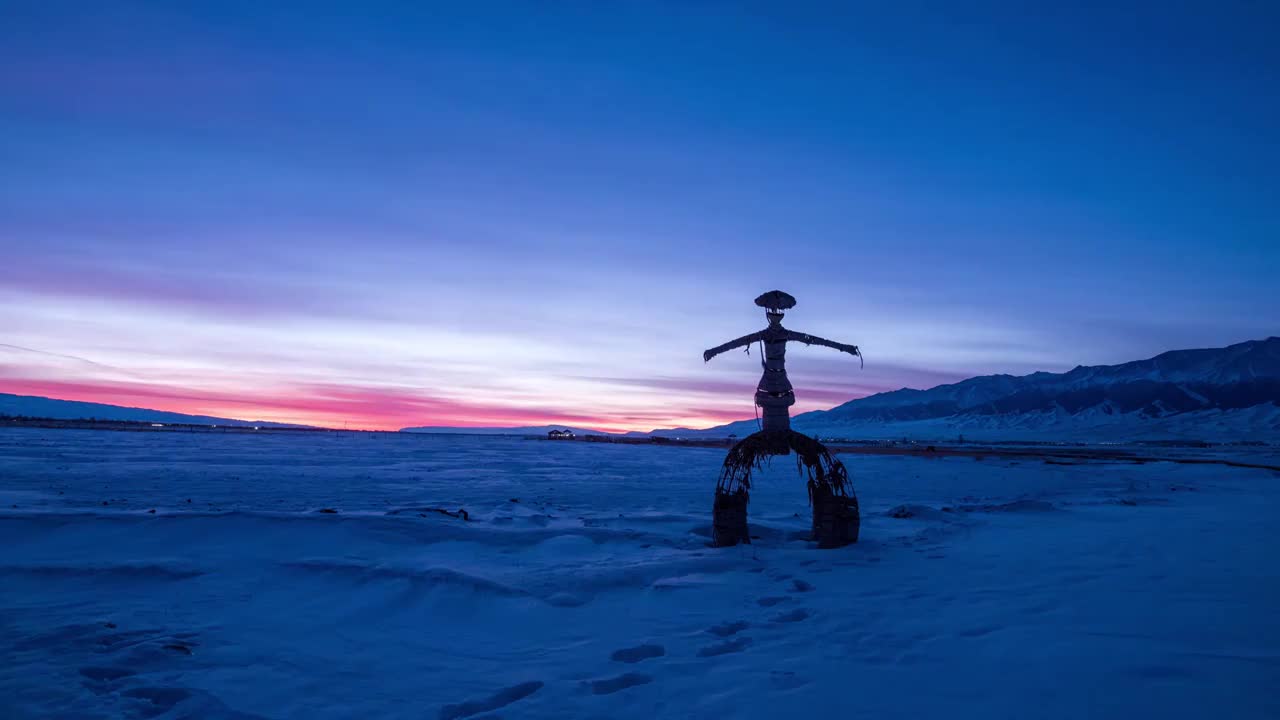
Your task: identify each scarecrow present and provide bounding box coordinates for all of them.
[703,290,863,548]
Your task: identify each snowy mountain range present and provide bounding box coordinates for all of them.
[664,337,1280,442]
[0,393,306,429]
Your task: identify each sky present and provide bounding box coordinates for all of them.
[1,1,1277,432]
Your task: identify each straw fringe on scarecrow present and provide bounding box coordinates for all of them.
[704,291,862,549]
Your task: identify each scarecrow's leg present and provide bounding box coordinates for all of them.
[800,436,860,548]
[810,481,859,548]
[711,487,751,547]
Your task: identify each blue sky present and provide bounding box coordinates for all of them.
[1,1,1276,429]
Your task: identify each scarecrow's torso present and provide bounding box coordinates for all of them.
[756,324,794,398]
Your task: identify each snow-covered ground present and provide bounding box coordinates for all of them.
[1,428,1277,719]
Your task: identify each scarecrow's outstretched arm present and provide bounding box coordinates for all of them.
[787,330,862,365]
[703,331,764,362]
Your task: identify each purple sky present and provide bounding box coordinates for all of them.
[2,2,1277,430]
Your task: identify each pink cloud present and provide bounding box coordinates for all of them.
[0,375,679,432]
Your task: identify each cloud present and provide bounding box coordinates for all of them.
[0,343,123,372]
[0,374,662,432]
[0,259,355,321]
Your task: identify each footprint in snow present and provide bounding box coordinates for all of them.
[79,665,138,695]
[439,681,544,720]
[587,673,653,695]
[756,596,790,607]
[697,636,752,657]
[610,644,665,663]
[705,621,749,637]
[772,608,810,623]
[789,579,815,593]
[122,687,191,714]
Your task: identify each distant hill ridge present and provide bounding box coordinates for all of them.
[0,393,307,429]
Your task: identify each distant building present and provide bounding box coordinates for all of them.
[548,429,575,440]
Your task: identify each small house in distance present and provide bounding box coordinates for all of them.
[548,429,575,440]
